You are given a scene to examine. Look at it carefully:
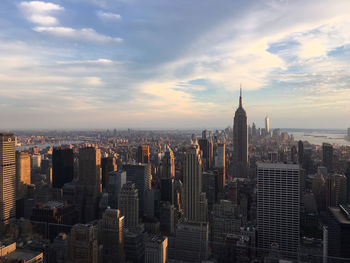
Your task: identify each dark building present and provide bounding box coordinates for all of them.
[52,148,74,189]
[123,163,151,216]
[298,140,304,165]
[323,143,334,173]
[101,156,117,190]
[160,178,174,205]
[198,130,210,169]
[233,88,248,178]
[291,145,297,164]
[328,205,350,261]
[137,145,149,164]
[31,201,76,240]
[124,230,145,263]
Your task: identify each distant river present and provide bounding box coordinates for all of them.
[285,130,350,146]
[17,140,84,150]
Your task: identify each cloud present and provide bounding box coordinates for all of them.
[97,10,121,21]
[33,26,123,43]
[19,1,63,26]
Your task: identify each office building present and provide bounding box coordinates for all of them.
[101,208,125,263]
[202,171,216,209]
[198,130,210,170]
[327,205,350,261]
[101,156,117,190]
[257,163,300,258]
[326,174,347,208]
[76,147,102,223]
[16,151,31,199]
[265,115,270,134]
[173,221,209,262]
[123,163,151,216]
[145,235,168,263]
[107,170,126,209]
[137,145,149,163]
[159,201,175,235]
[0,242,43,263]
[31,154,41,169]
[183,142,206,222]
[160,147,174,204]
[52,148,74,189]
[50,233,69,263]
[161,146,175,179]
[124,230,145,263]
[323,143,334,173]
[68,224,98,263]
[118,182,139,229]
[298,140,304,165]
[233,88,248,178]
[0,133,16,224]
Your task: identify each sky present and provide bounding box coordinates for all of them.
[0,0,350,130]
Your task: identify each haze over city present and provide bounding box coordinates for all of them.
[1,0,350,129]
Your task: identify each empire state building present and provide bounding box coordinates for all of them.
[233,88,248,178]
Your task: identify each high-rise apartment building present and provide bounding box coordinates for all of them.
[326,174,347,208]
[119,182,139,229]
[137,145,149,163]
[76,147,102,223]
[323,143,334,173]
[123,163,151,216]
[183,142,205,222]
[0,133,16,224]
[233,89,248,178]
[52,148,74,189]
[15,151,31,199]
[68,224,98,263]
[257,163,300,258]
[101,208,125,263]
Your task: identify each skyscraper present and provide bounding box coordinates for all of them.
[101,156,117,190]
[215,143,226,192]
[101,208,125,263]
[68,224,98,263]
[119,182,139,229]
[265,115,270,134]
[76,147,102,223]
[257,163,300,258]
[233,88,248,178]
[0,133,16,224]
[161,146,175,179]
[198,130,210,170]
[327,205,350,261]
[137,145,149,163]
[298,140,304,165]
[123,163,151,216]
[325,174,347,208]
[322,143,334,173]
[15,151,31,199]
[160,146,175,204]
[52,148,74,189]
[183,142,205,222]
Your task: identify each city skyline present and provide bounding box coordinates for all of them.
[1,0,350,129]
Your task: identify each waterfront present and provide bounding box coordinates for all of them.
[285,130,350,146]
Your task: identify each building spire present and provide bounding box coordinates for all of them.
[239,84,242,108]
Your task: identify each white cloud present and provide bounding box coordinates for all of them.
[97,10,121,21]
[19,1,63,26]
[33,26,123,43]
[83,77,104,86]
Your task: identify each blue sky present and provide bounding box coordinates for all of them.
[0,0,350,129]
